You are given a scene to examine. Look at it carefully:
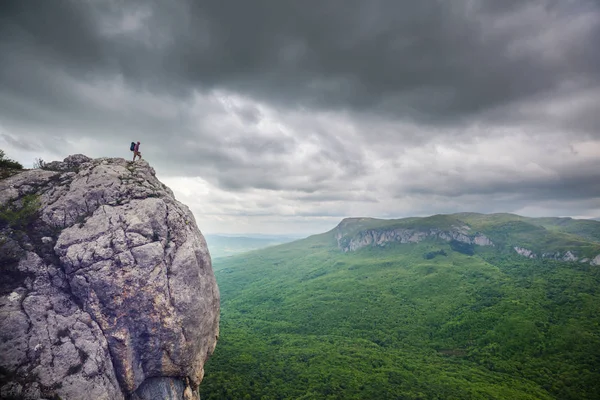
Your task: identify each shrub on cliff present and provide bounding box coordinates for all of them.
[0,149,23,169]
[0,194,41,229]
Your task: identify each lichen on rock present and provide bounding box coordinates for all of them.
[0,155,219,400]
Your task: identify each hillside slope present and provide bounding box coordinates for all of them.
[201,214,600,399]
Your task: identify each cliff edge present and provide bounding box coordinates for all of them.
[0,155,220,400]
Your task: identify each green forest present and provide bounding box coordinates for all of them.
[200,215,600,399]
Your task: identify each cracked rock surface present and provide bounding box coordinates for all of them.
[0,155,220,400]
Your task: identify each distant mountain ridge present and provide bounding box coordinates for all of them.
[332,213,600,265]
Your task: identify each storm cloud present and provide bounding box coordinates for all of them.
[1,0,599,234]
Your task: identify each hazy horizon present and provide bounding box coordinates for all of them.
[202,212,600,237]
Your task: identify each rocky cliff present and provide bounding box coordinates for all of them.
[335,219,493,253]
[334,216,600,264]
[0,155,220,400]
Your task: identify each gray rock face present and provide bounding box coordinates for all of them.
[541,250,580,262]
[516,249,598,263]
[336,225,494,252]
[561,251,578,262]
[513,246,536,259]
[0,156,219,399]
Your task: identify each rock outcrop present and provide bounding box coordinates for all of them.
[334,218,600,264]
[0,155,219,400]
[513,246,536,259]
[513,248,600,263]
[541,250,578,262]
[336,223,494,253]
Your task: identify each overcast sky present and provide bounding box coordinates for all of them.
[1,0,599,235]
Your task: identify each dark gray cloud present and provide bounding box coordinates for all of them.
[400,165,600,200]
[2,0,599,124]
[1,0,599,233]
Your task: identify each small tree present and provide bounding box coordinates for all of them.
[0,149,23,169]
[33,157,46,169]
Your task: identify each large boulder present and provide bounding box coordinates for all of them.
[0,156,219,399]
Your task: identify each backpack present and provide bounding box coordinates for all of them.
[130,142,136,151]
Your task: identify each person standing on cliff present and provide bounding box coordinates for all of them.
[132,141,142,161]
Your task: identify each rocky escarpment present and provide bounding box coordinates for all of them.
[513,247,600,264]
[513,246,536,259]
[0,155,219,400]
[335,217,600,264]
[336,220,493,253]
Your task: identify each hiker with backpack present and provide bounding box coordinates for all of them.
[131,141,142,161]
